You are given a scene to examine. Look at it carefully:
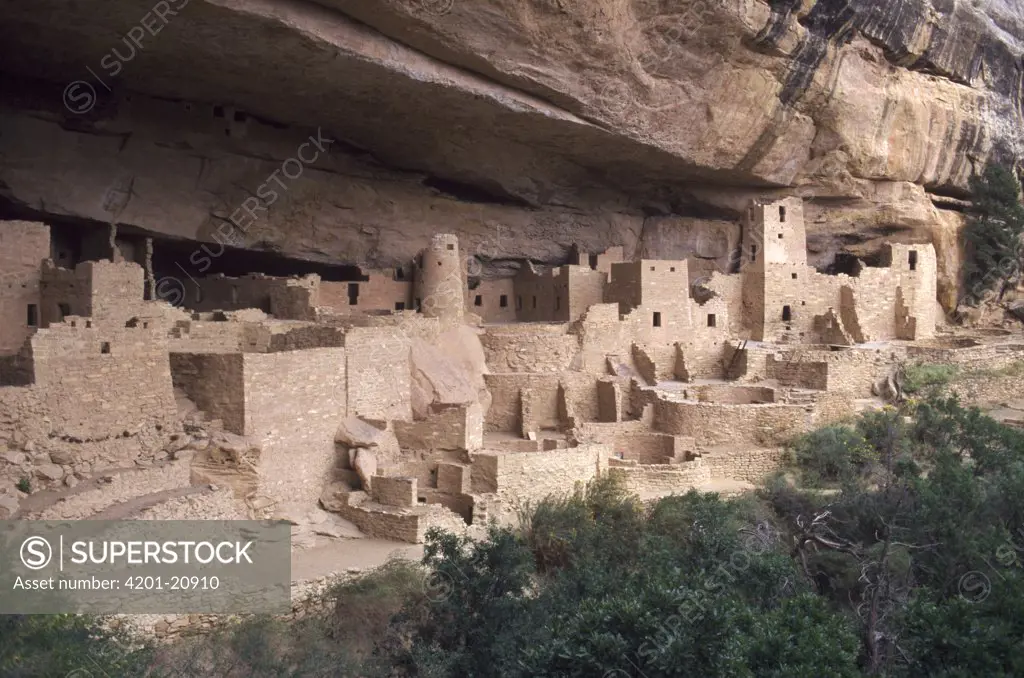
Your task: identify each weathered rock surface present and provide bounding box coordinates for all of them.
[0,0,1022,306]
[335,417,388,449]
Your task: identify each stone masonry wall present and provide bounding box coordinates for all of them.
[30,323,177,440]
[0,221,49,354]
[344,327,412,421]
[169,353,245,434]
[243,347,347,509]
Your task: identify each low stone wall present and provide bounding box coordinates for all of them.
[702,447,786,483]
[655,399,809,448]
[121,573,360,642]
[607,458,710,496]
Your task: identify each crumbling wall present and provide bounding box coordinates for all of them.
[766,356,829,390]
[0,221,49,354]
[481,324,579,373]
[170,353,245,434]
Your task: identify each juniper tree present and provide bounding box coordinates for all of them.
[962,164,1024,305]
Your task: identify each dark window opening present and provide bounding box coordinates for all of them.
[532,296,537,309]
[58,303,71,321]
[670,267,676,272]
[650,266,656,271]
[348,283,360,306]
[85,320,92,328]
[415,297,421,310]
[588,254,598,270]
[792,273,798,279]
[707,314,716,328]
[780,206,787,223]
[782,305,792,322]
[395,268,405,281]
[446,244,454,251]
[653,312,662,327]
[908,250,918,271]
[100,342,111,354]
[751,244,758,262]
[395,302,406,311]
[555,296,561,311]
[437,261,442,266]
[778,233,784,239]
[474,295,482,307]
[26,305,37,327]
[499,295,508,308]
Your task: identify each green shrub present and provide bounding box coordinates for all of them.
[15,476,30,494]
[792,425,877,486]
[903,363,959,395]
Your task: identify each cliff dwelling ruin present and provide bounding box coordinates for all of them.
[7,192,1019,552]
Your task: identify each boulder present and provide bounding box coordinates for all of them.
[1008,300,1024,324]
[335,417,386,448]
[49,449,74,466]
[352,448,378,491]
[33,463,64,482]
[0,494,19,519]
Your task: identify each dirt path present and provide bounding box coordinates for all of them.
[89,486,212,520]
[291,537,423,581]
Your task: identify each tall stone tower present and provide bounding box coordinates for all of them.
[415,233,465,324]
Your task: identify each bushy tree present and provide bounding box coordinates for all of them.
[962,164,1024,305]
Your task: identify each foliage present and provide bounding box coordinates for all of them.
[11,395,1024,677]
[901,363,959,395]
[962,163,1024,305]
[791,424,877,487]
[15,476,30,494]
[0,614,152,677]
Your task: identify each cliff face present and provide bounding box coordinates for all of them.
[0,0,1021,308]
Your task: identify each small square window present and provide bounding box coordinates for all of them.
[446,244,454,251]
[778,233,784,239]
[101,342,111,354]
[707,314,716,328]
[650,266,656,271]
[474,295,482,307]
[395,302,406,311]
[499,295,508,308]
[670,267,676,272]
[653,312,662,327]
[792,273,797,279]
